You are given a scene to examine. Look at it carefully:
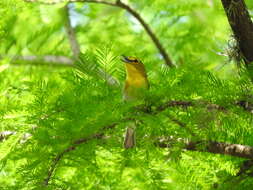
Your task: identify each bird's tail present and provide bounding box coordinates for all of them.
[124,124,136,149]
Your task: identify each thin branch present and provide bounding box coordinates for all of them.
[9,55,75,67]
[21,1,120,86]
[0,131,32,143]
[25,0,117,6]
[45,124,253,186]
[3,54,119,85]
[24,0,175,67]
[154,100,226,114]
[115,1,174,67]
[63,3,119,86]
[43,121,119,186]
[157,139,253,159]
[0,131,16,142]
[63,4,80,57]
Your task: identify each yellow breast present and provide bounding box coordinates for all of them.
[123,75,149,101]
[122,57,149,101]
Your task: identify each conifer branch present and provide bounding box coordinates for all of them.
[44,117,253,186]
[154,100,226,114]
[157,139,253,159]
[24,0,175,67]
[42,100,229,185]
[0,98,245,185]
[43,121,125,186]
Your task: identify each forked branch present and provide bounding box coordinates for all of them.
[24,0,174,67]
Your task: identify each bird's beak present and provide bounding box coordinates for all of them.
[120,55,130,63]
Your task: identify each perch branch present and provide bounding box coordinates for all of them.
[42,100,227,185]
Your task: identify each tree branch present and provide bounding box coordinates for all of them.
[63,4,80,57]
[221,0,253,64]
[0,131,16,142]
[43,121,120,186]
[0,98,248,185]
[157,139,253,159]
[154,100,226,113]
[24,0,175,67]
[42,99,228,185]
[2,54,119,86]
[44,121,253,186]
[9,55,75,67]
[115,1,174,67]
[63,3,119,86]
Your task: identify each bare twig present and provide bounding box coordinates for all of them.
[63,4,80,57]
[0,131,32,143]
[115,1,174,67]
[0,131,16,142]
[24,0,175,67]
[3,54,119,85]
[9,55,74,67]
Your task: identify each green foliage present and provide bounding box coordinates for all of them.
[1,62,253,189]
[1,0,253,190]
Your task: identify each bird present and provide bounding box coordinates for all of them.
[121,55,149,148]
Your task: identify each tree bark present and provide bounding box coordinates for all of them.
[158,139,253,159]
[221,0,253,64]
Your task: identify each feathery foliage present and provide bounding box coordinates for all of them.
[1,0,253,189]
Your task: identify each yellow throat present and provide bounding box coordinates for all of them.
[121,56,149,101]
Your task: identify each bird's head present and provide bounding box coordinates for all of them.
[120,55,147,78]
[121,55,141,65]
